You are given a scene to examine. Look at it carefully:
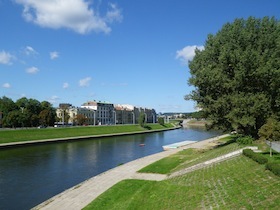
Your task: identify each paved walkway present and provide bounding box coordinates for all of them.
[168,146,258,178]
[32,134,230,210]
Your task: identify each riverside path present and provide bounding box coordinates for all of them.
[33,134,230,210]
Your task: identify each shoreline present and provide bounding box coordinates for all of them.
[0,126,181,149]
[32,133,230,210]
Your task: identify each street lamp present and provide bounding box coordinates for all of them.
[144,113,147,123]
[93,110,96,126]
[20,107,25,128]
[113,110,116,125]
[132,112,135,124]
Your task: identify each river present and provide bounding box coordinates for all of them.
[0,126,221,210]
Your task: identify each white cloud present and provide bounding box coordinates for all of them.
[79,77,91,87]
[0,51,14,65]
[15,0,123,34]
[63,82,69,89]
[24,46,38,55]
[176,45,204,64]
[2,83,11,88]
[26,66,39,74]
[50,51,59,60]
[47,95,59,104]
[105,3,123,23]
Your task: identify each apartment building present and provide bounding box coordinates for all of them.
[114,104,134,124]
[55,101,157,126]
[134,106,157,124]
[81,101,114,125]
[56,104,95,125]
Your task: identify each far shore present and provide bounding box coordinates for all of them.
[0,124,181,149]
[183,119,208,127]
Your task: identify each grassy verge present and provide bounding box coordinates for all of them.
[84,154,280,210]
[0,123,175,144]
[138,135,241,174]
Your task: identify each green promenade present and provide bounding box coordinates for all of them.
[84,136,280,210]
[0,123,175,145]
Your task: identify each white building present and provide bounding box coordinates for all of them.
[114,104,134,124]
[134,106,157,124]
[81,101,114,125]
[55,101,157,126]
[56,104,95,125]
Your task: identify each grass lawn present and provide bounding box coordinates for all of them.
[84,156,280,210]
[0,123,175,144]
[139,136,242,174]
[84,137,280,210]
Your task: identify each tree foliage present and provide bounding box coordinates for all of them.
[258,118,280,142]
[75,114,87,125]
[139,112,146,127]
[0,96,56,128]
[186,17,280,136]
[158,117,165,126]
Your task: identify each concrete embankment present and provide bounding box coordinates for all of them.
[32,134,229,210]
[0,126,181,149]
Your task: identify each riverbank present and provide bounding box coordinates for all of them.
[32,134,229,210]
[0,124,180,148]
[183,119,208,127]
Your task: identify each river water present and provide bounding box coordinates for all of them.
[0,126,220,210]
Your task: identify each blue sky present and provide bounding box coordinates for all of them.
[1,0,279,113]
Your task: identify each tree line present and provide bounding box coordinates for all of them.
[0,96,56,128]
[186,16,280,140]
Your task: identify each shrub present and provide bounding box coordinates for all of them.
[243,149,268,164]
[237,136,254,145]
[265,163,280,176]
[254,154,268,164]
[243,149,255,158]
[158,117,165,126]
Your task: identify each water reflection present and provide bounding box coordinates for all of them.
[0,127,220,210]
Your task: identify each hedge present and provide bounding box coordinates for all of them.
[265,163,280,176]
[243,149,268,164]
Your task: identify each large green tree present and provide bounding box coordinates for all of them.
[0,96,56,128]
[186,17,280,136]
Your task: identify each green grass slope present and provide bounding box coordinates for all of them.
[85,156,280,210]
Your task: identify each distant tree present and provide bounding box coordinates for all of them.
[75,114,87,125]
[15,97,42,127]
[0,96,17,120]
[39,109,56,126]
[191,111,206,119]
[186,16,280,137]
[3,110,20,128]
[39,101,56,126]
[158,117,165,126]
[0,96,56,128]
[139,112,146,127]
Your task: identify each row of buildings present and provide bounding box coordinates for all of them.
[56,101,157,126]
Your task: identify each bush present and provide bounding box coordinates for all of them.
[254,154,269,164]
[158,117,165,126]
[243,149,268,164]
[243,149,255,158]
[237,136,254,145]
[265,163,280,176]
